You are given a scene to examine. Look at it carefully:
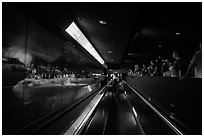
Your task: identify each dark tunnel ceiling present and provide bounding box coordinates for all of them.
[11,2,202,69]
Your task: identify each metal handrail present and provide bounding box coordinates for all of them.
[64,81,111,135]
[124,80,184,135]
[123,89,145,135]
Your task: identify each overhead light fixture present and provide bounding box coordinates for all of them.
[158,45,162,48]
[128,53,144,56]
[175,32,181,35]
[65,22,107,68]
[99,20,107,25]
[108,50,112,54]
[124,60,136,63]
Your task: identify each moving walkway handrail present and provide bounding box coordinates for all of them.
[102,94,110,135]
[80,79,145,135]
[63,81,111,135]
[123,90,145,135]
[124,80,184,135]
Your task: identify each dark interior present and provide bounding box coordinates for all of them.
[3,2,201,70]
[2,2,202,135]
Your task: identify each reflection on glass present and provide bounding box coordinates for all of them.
[2,5,106,135]
[65,22,107,68]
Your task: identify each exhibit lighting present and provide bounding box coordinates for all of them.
[66,22,107,68]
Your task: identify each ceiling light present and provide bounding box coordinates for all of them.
[128,53,144,56]
[65,22,107,68]
[175,32,181,35]
[158,45,162,48]
[99,20,107,25]
[124,60,136,63]
[108,50,112,54]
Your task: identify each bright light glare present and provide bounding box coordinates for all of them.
[132,107,138,117]
[176,32,181,35]
[66,22,107,68]
[99,20,107,25]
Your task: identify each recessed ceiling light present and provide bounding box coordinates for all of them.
[175,32,181,35]
[99,20,107,25]
[108,50,112,54]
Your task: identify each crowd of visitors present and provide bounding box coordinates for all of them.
[27,64,76,79]
[128,43,202,79]
[3,57,92,80]
[127,56,174,77]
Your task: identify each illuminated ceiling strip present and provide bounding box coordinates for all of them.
[65,22,107,68]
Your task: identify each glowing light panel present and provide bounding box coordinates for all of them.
[66,22,107,68]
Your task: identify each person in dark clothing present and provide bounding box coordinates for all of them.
[170,50,189,77]
[112,73,119,101]
[181,42,202,79]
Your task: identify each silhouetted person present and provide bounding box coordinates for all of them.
[170,50,189,77]
[142,64,147,76]
[112,73,119,101]
[181,42,202,79]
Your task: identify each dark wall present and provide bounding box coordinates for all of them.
[125,76,202,134]
[3,4,63,64]
[2,3,103,72]
[2,3,104,134]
